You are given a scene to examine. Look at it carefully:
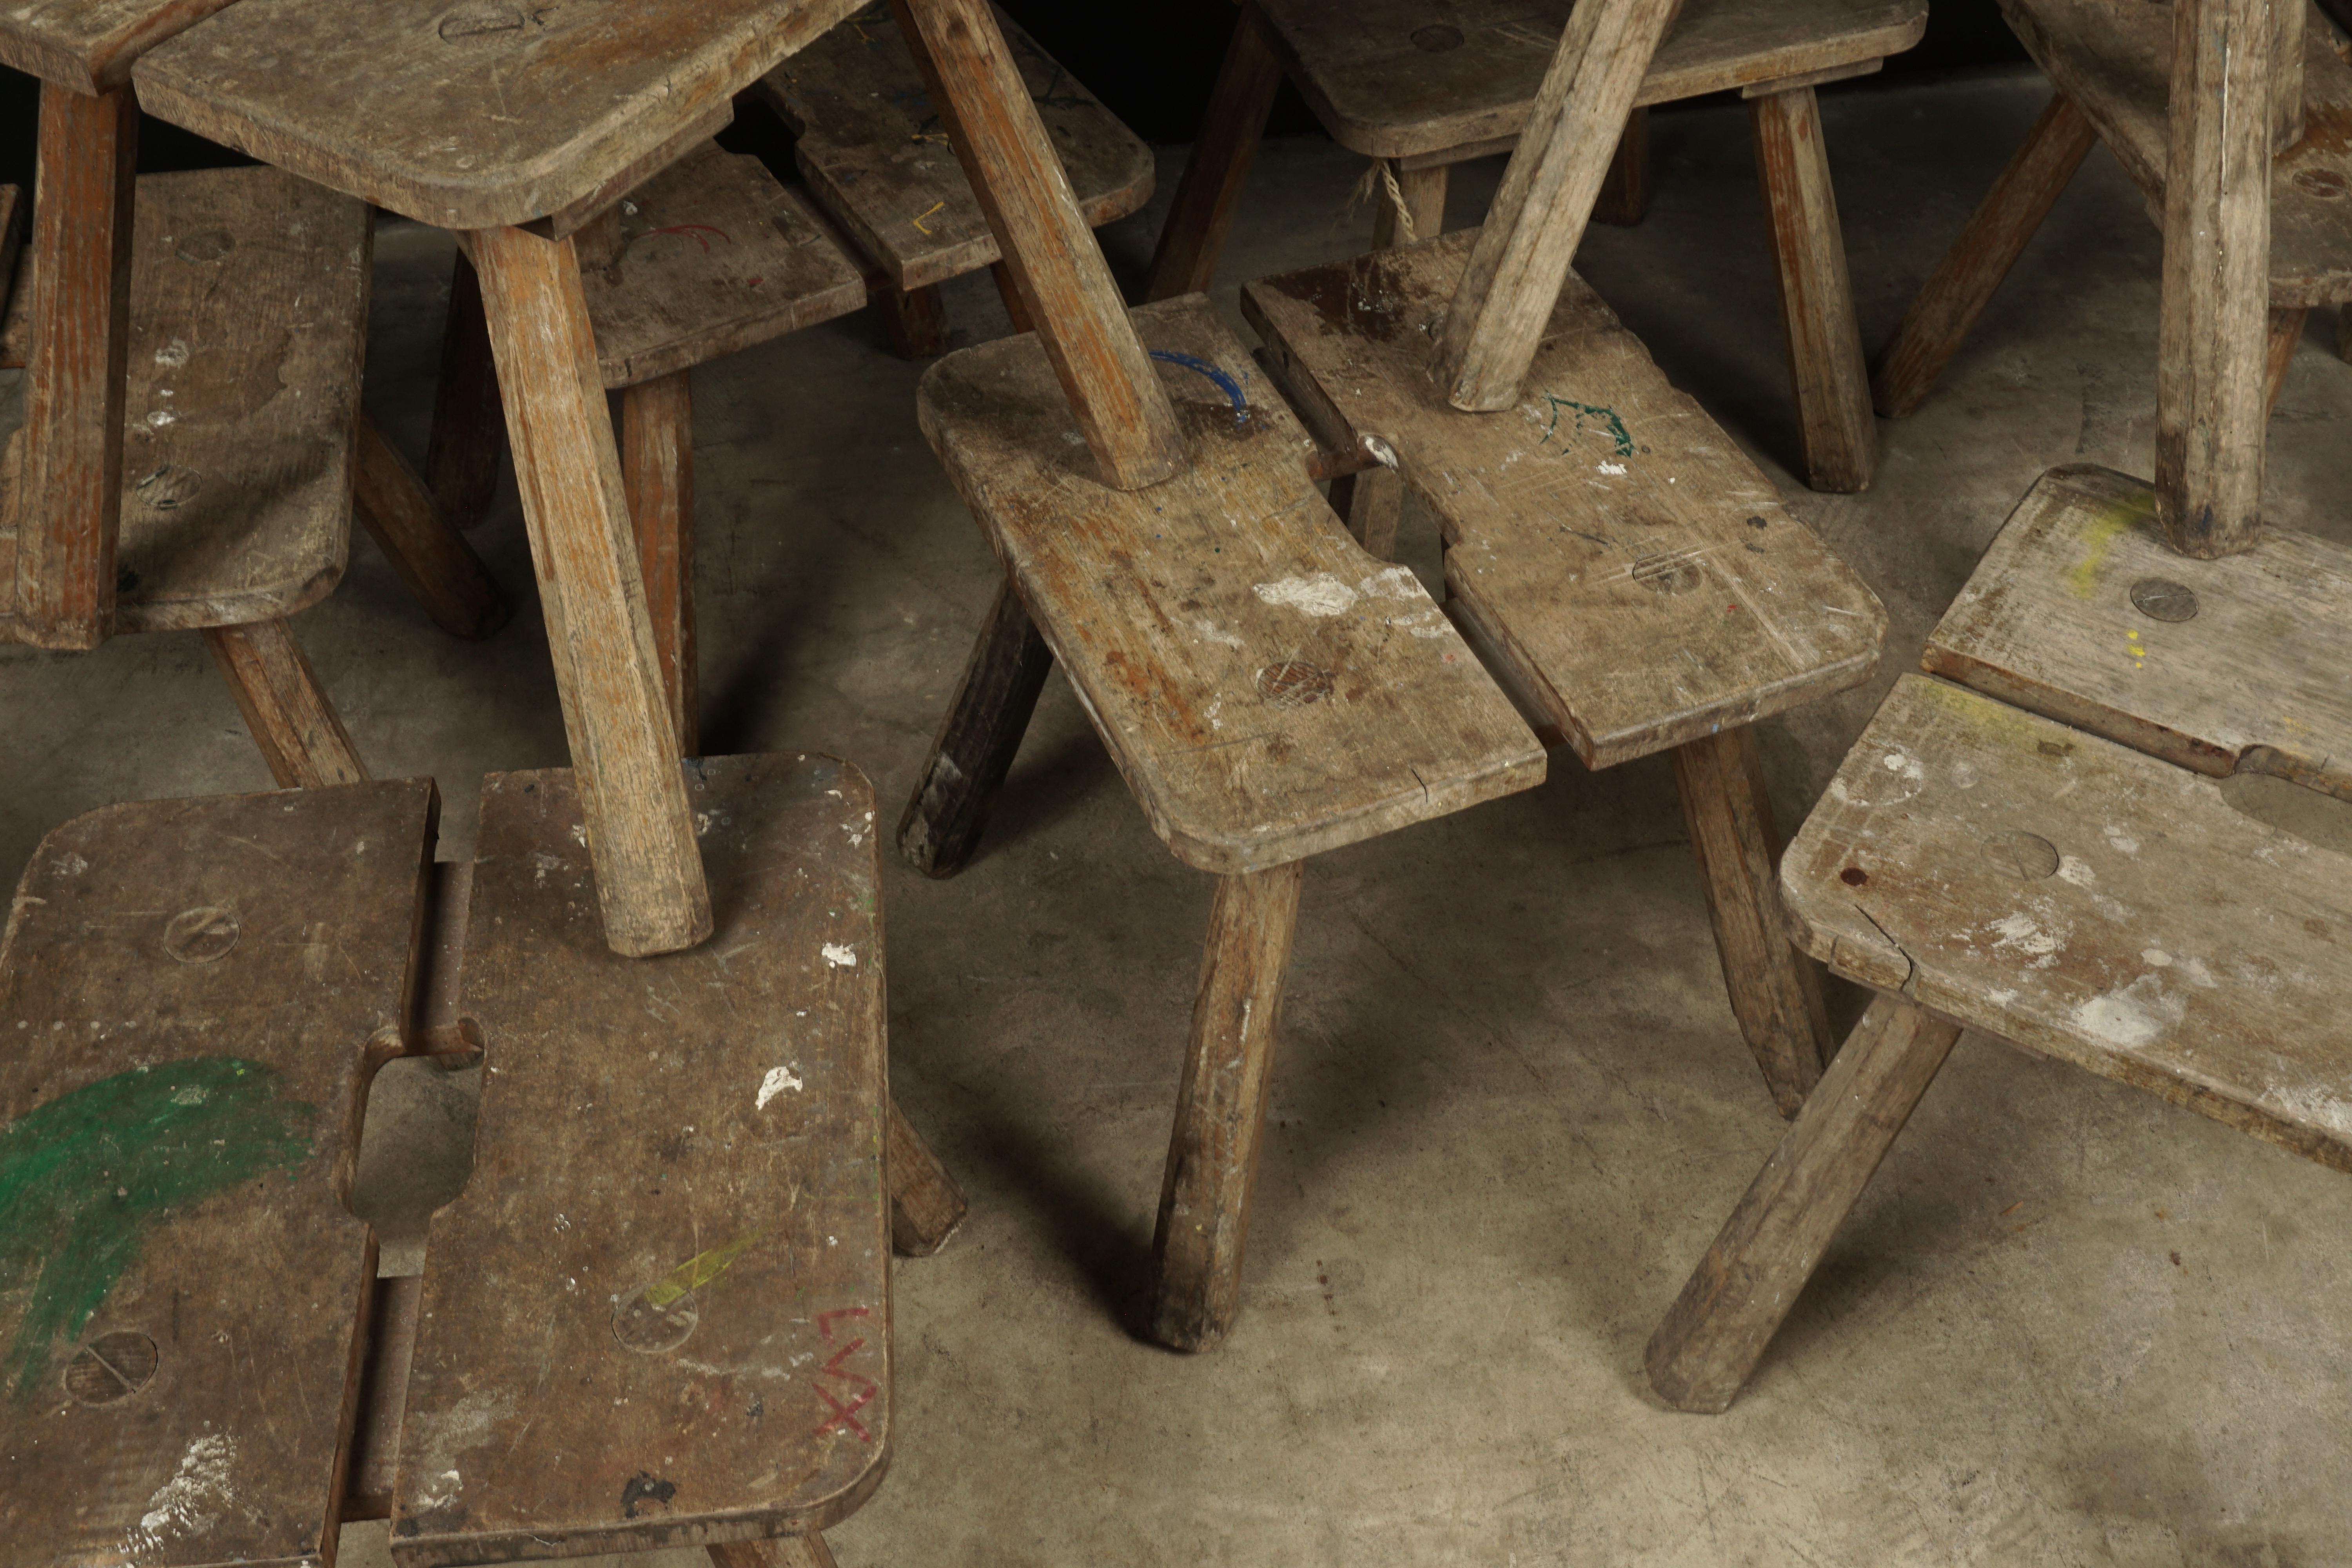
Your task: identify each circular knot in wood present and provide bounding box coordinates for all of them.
[66,1332,159,1404]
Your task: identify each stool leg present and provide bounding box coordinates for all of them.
[989,260,1034,333]
[1671,726,1832,1118]
[1341,163,1448,561]
[1143,1,1285,302]
[1370,162,1447,250]
[352,414,512,641]
[2264,305,2305,419]
[205,619,368,788]
[471,223,711,957]
[1750,84,1875,494]
[1871,93,2096,419]
[897,575,1053,878]
[621,370,697,756]
[1592,105,1651,226]
[887,1099,969,1256]
[16,83,136,652]
[1645,995,1962,1413]
[1149,860,1305,1352]
[709,1535,836,1568]
[876,279,950,358]
[425,251,506,529]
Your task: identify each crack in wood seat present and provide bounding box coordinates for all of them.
[1246,231,1887,770]
[757,4,1154,294]
[0,165,370,637]
[1923,463,2352,798]
[0,780,437,1568]
[918,293,1546,874]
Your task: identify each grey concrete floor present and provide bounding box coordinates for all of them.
[5,65,2351,1565]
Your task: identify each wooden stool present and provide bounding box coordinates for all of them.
[1147,0,1928,494]
[0,761,965,1563]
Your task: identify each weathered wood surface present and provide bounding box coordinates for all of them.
[1592,108,1650,226]
[132,0,869,231]
[0,0,240,93]
[895,574,1053,877]
[1258,0,1927,160]
[425,254,503,528]
[2002,0,2352,308]
[1142,2,1285,302]
[1245,234,1886,770]
[621,371,698,755]
[762,4,1154,293]
[919,294,1546,873]
[885,1098,968,1256]
[0,780,436,1566]
[1924,463,2352,798]
[346,1274,425,1523]
[1783,673,2352,1172]
[204,619,369,789]
[391,757,891,1564]
[3,166,372,642]
[0,182,24,355]
[352,415,512,642]
[579,143,867,390]
[708,1537,838,1568]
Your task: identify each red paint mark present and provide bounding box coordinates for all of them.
[811,1308,878,1441]
[747,276,765,287]
[816,1306,869,1341]
[648,223,729,253]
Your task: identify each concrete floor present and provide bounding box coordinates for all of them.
[5,65,2352,1565]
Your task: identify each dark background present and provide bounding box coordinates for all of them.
[0,4,2026,213]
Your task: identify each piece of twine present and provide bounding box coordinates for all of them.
[1344,158,1419,244]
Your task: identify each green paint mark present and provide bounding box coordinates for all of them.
[2064,488,2159,599]
[1535,393,1633,458]
[0,1058,315,1399]
[645,1233,759,1308]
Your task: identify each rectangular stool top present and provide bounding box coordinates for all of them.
[1259,0,1927,160]
[134,0,868,232]
[1786,674,2352,1174]
[0,0,241,94]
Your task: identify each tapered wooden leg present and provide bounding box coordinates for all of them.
[471,223,711,957]
[887,1099,969,1256]
[16,84,137,650]
[1593,106,1651,226]
[876,278,950,358]
[989,259,1034,333]
[1646,995,1962,1413]
[1672,727,1833,1118]
[897,575,1053,877]
[352,414,512,641]
[425,252,506,529]
[1871,94,2097,419]
[1371,162,1447,249]
[621,371,697,756]
[2264,305,2305,419]
[0,181,27,366]
[205,619,369,788]
[708,1534,837,1568]
[2157,0,2272,558]
[1150,860,1305,1352]
[1750,85,1875,493]
[1143,1,1285,302]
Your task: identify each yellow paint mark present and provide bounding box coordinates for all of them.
[2127,628,2146,670]
[645,1233,759,1307]
[2065,489,2159,599]
[911,201,947,234]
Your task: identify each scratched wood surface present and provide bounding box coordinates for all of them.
[579,143,867,390]
[132,0,869,231]
[0,0,241,92]
[0,780,437,1568]
[1784,673,2352,1172]
[1245,233,1885,769]
[918,294,1546,873]
[1923,463,2352,797]
[759,4,1152,292]
[0,166,370,639]
[2003,0,2352,308]
[391,756,891,1565]
[1256,0,1926,160]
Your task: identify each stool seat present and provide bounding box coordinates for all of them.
[0,0,240,92]
[0,165,370,637]
[132,0,871,232]
[759,4,1155,292]
[918,293,1545,873]
[1258,0,1927,162]
[1245,230,1886,769]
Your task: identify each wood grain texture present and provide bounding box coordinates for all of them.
[1432,0,1681,411]
[133,0,870,230]
[391,757,891,1564]
[1245,234,1886,770]
[2276,0,2309,149]
[1923,463,2352,799]
[762,4,1154,294]
[425,253,504,530]
[204,619,369,788]
[1783,673,2352,1172]
[1750,84,1876,493]
[2266,302,2307,415]
[622,370,697,755]
[885,1097,967,1256]
[0,183,24,361]
[0,0,241,93]
[918,294,1547,873]
[579,143,867,391]
[1259,0,1927,160]
[873,280,949,358]
[0,780,436,1565]
[895,573,1052,878]
[1143,2,1285,303]
[889,0,1185,490]
[471,222,711,957]
[1672,725,1832,1118]
[1592,107,1651,226]
[1644,994,1961,1412]
[1870,91,2098,419]
[1150,860,1305,1352]
[352,414,512,642]
[708,1535,838,1568]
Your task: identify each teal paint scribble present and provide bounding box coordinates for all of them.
[0,1058,316,1399]
[1535,393,1633,458]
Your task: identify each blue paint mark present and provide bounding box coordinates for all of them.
[1151,351,1247,424]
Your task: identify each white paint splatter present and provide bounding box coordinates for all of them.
[2180,956,2218,989]
[53,853,88,878]
[2141,949,2173,968]
[1191,618,1245,649]
[145,409,177,428]
[2056,855,2097,887]
[2103,825,2141,855]
[125,1434,238,1554]
[1361,434,1399,469]
[2069,972,2185,1050]
[821,943,857,968]
[1253,572,1357,616]
[1597,461,1627,476]
[154,339,190,368]
[757,1064,804,1109]
[1988,912,2062,957]
[1357,566,1423,601]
